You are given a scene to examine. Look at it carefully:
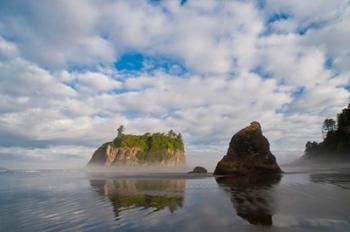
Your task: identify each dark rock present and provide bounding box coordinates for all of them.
[214,121,282,175]
[189,166,208,173]
[88,144,109,166]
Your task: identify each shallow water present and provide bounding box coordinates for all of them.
[1,167,350,232]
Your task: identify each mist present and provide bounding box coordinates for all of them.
[85,164,194,175]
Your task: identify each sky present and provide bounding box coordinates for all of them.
[0,0,349,170]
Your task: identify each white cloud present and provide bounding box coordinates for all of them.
[0,0,349,168]
[263,0,347,25]
[305,6,350,72]
[69,71,122,96]
[0,37,18,61]
[0,58,76,98]
[0,0,115,68]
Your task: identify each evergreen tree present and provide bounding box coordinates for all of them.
[117,125,125,138]
[168,130,177,138]
[322,118,336,138]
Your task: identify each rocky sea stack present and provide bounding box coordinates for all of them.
[88,126,185,167]
[189,166,208,174]
[214,122,282,175]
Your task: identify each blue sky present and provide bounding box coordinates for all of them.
[0,0,349,169]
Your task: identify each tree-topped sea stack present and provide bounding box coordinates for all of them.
[88,126,185,167]
[214,122,282,175]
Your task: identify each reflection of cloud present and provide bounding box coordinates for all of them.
[216,174,281,226]
[89,179,185,219]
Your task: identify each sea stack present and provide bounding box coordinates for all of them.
[214,121,282,175]
[189,166,208,174]
[88,126,185,167]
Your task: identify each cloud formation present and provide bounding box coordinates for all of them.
[0,0,349,169]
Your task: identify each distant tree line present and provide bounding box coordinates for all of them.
[305,103,350,157]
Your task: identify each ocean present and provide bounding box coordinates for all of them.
[0,166,350,232]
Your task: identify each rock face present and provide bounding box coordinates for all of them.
[214,122,282,175]
[88,144,142,167]
[88,143,185,167]
[189,166,208,173]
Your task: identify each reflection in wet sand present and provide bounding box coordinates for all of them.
[90,179,185,218]
[216,174,281,226]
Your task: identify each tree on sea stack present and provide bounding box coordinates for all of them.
[117,125,124,138]
[168,130,177,138]
[88,127,186,167]
[177,133,183,142]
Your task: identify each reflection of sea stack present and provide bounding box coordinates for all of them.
[214,122,282,175]
[216,175,281,226]
[88,126,185,167]
[89,179,185,217]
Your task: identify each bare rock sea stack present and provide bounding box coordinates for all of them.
[189,166,208,174]
[214,122,282,175]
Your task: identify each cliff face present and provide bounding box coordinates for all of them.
[88,144,141,167]
[214,122,282,175]
[88,131,185,167]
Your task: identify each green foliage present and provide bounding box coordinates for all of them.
[119,134,148,151]
[111,130,184,162]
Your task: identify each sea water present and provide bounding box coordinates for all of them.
[0,166,350,232]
